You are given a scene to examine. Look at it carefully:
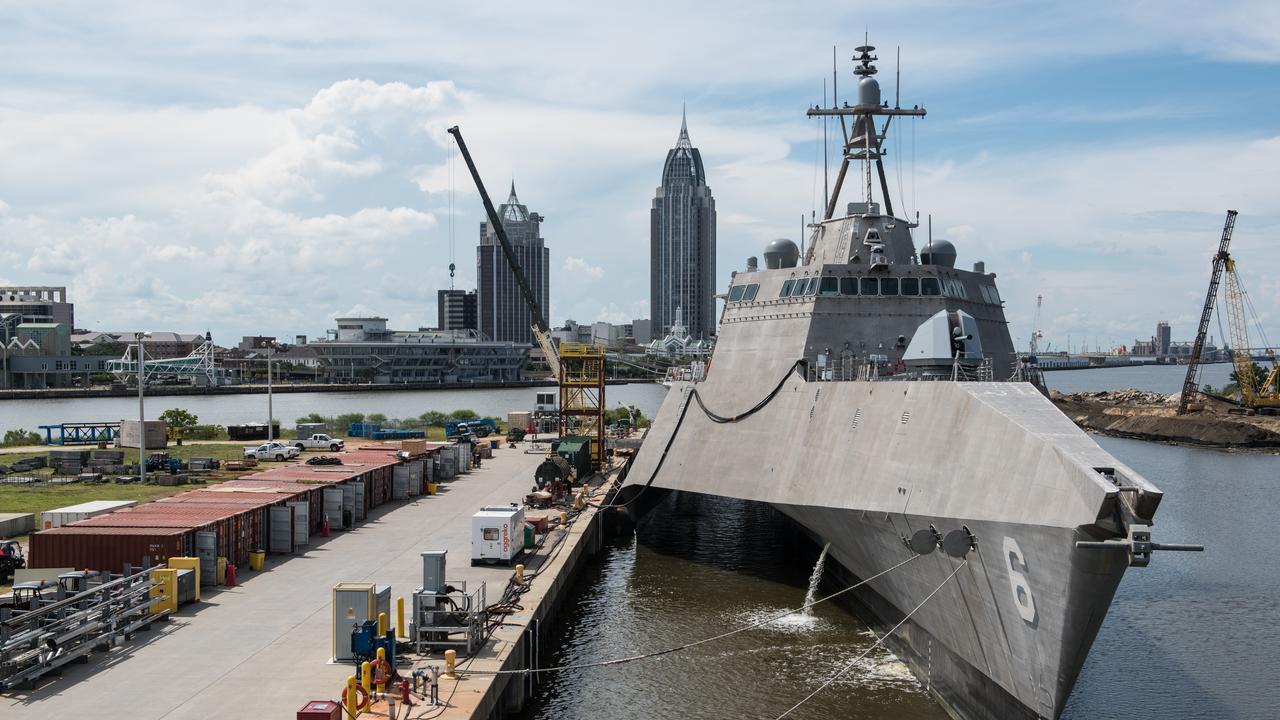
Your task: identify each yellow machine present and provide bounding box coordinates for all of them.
[1222,258,1280,409]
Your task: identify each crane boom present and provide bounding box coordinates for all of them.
[447,126,560,379]
[1178,210,1236,414]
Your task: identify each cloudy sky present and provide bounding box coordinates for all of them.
[2,1,1279,352]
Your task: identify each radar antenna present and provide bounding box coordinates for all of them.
[808,42,926,222]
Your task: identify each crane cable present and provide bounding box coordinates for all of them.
[772,558,970,720]
[453,553,922,678]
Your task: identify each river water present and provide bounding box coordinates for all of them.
[515,366,1279,720]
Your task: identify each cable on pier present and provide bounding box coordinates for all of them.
[772,558,970,720]
[595,358,806,510]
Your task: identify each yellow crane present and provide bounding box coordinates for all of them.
[1222,255,1280,410]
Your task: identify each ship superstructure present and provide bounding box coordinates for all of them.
[623,45,1196,720]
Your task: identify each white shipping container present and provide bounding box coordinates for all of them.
[42,500,138,529]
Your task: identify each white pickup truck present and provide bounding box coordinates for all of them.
[243,441,300,461]
[293,434,345,452]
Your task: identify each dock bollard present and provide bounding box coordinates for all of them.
[444,649,457,679]
[346,675,359,718]
[559,511,568,528]
[378,611,388,637]
[376,647,387,693]
[515,564,525,585]
[397,597,405,639]
[362,660,373,698]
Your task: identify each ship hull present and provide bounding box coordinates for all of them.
[624,377,1150,719]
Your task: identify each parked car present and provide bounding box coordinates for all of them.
[243,441,300,461]
[293,434,345,452]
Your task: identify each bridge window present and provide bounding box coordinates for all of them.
[780,279,795,297]
[881,278,899,296]
[804,277,820,296]
[791,279,809,297]
[860,277,878,296]
[742,284,759,301]
[921,277,941,296]
[728,285,746,302]
[901,277,919,296]
[819,277,839,296]
[840,277,857,296]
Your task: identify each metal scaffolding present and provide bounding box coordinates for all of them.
[106,340,220,386]
[558,342,606,471]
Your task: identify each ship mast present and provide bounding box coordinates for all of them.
[808,44,926,221]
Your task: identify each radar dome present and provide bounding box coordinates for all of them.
[763,238,800,269]
[919,239,957,268]
[858,76,881,108]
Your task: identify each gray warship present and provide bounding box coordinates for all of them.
[622,46,1198,720]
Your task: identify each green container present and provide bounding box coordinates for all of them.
[553,436,593,482]
[524,522,535,549]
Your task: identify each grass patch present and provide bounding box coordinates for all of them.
[0,442,260,518]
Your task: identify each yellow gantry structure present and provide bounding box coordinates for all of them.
[1223,260,1280,408]
[558,342,606,470]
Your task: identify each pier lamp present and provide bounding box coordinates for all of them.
[135,331,151,485]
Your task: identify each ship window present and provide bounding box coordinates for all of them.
[840,277,857,296]
[881,278,899,296]
[860,277,878,296]
[921,277,941,296]
[780,279,795,297]
[742,284,759,301]
[728,285,746,302]
[901,277,919,296]
[819,277,839,296]
[791,280,809,297]
[805,277,820,296]
[988,285,1000,304]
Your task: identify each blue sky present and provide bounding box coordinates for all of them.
[1,1,1278,352]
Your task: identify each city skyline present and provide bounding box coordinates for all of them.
[1,3,1278,352]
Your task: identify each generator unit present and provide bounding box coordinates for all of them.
[471,504,525,565]
[411,550,486,654]
[331,582,391,662]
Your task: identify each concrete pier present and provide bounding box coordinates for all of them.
[0,442,608,720]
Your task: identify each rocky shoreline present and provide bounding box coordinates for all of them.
[1052,389,1280,451]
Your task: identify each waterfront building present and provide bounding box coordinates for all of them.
[309,317,527,384]
[1156,321,1172,355]
[0,286,74,328]
[73,331,204,359]
[651,110,716,341]
[645,306,712,358]
[437,289,478,331]
[477,184,549,345]
[1,321,87,389]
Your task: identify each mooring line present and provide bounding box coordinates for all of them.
[772,558,970,720]
[457,553,920,677]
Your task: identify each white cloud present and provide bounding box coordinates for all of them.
[562,256,604,280]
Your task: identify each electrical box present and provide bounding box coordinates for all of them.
[471,505,525,565]
[332,582,377,662]
[422,550,447,594]
[297,700,341,720]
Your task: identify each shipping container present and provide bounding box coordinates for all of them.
[0,512,35,538]
[29,526,187,572]
[42,500,138,529]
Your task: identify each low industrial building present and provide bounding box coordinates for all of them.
[309,317,528,384]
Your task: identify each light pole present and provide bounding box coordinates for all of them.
[135,332,148,485]
[267,345,274,442]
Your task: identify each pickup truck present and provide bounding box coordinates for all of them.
[293,434,345,452]
[243,441,300,461]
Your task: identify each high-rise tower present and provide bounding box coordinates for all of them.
[651,109,716,340]
[477,183,550,344]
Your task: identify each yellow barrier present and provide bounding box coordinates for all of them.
[397,597,405,639]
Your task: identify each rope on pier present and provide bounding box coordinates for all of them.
[595,358,806,510]
[455,552,921,678]
[771,558,970,720]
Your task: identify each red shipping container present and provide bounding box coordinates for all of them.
[29,526,187,573]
